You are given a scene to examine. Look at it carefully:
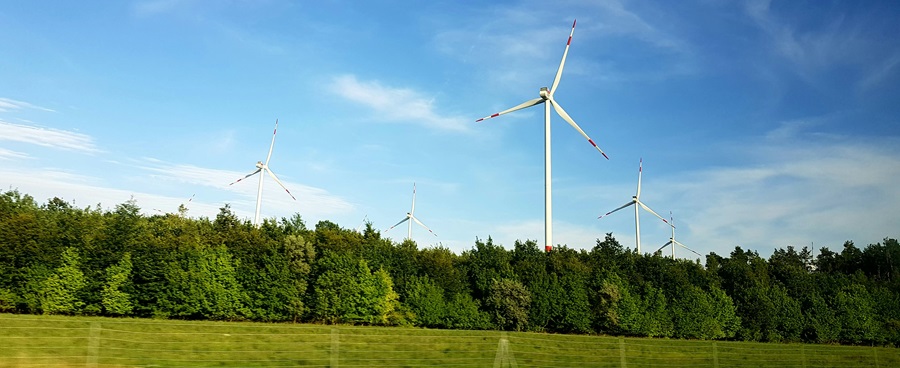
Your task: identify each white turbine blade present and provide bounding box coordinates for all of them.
[550,98,609,159]
[598,201,635,219]
[411,183,417,215]
[638,201,672,227]
[674,240,702,257]
[229,168,262,186]
[356,215,368,232]
[550,19,577,94]
[656,241,672,254]
[412,216,438,237]
[636,158,643,198]
[475,97,544,122]
[265,168,296,200]
[386,217,410,232]
[265,119,278,165]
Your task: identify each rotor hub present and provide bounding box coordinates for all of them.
[539,87,550,99]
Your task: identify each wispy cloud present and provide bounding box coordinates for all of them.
[0,148,30,160]
[330,74,470,132]
[744,0,900,88]
[0,97,55,113]
[0,120,100,153]
[661,133,900,256]
[139,159,355,218]
[588,0,689,53]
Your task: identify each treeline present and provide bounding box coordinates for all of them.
[0,189,898,346]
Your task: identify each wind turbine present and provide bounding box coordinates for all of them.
[229,119,296,226]
[385,183,437,241]
[153,194,194,216]
[475,19,608,253]
[655,212,702,259]
[598,158,670,254]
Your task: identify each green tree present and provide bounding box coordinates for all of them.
[162,244,247,320]
[405,275,447,327]
[311,252,400,325]
[39,247,86,314]
[284,234,315,322]
[834,283,879,344]
[486,278,531,331]
[101,253,133,315]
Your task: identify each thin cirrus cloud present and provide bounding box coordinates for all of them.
[0,148,29,161]
[0,97,56,113]
[138,159,356,218]
[330,74,470,133]
[0,120,100,153]
[660,135,900,255]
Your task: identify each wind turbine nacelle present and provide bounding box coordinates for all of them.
[539,87,550,99]
[255,161,265,169]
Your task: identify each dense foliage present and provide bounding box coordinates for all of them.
[1,189,898,346]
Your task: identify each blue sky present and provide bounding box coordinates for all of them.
[2,0,899,259]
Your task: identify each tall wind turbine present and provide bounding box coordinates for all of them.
[598,158,670,253]
[655,212,702,259]
[229,119,296,226]
[386,183,437,241]
[475,19,608,253]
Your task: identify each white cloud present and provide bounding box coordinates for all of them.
[139,160,355,218]
[0,148,29,160]
[330,75,470,132]
[744,0,900,88]
[589,0,689,53]
[0,120,99,153]
[661,135,900,257]
[0,97,55,113]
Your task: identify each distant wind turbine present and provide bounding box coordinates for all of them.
[153,194,194,216]
[385,183,437,240]
[655,212,702,259]
[475,19,608,252]
[229,119,296,226]
[598,158,671,254]
[356,214,369,233]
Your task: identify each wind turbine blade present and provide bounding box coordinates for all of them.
[411,183,417,215]
[386,217,410,232]
[637,158,643,198]
[656,241,673,254]
[674,240,702,257]
[550,19,576,94]
[229,168,262,186]
[598,201,635,219]
[550,98,609,159]
[475,98,545,122]
[265,168,296,200]
[356,215,368,232]
[638,201,672,226]
[187,194,195,203]
[412,216,438,237]
[265,119,278,165]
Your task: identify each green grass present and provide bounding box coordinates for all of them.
[1,314,897,367]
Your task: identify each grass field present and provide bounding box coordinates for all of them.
[1,313,897,367]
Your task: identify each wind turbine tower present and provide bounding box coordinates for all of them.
[598,159,671,253]
[229,119,296,226]
[476,20,609,252]
[386,183,437,241]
